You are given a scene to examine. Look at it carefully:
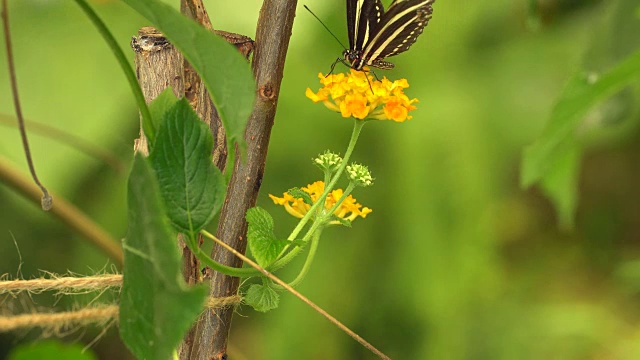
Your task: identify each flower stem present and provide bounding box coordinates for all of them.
[272,120,365,271]
[275,229,322,289]
[321,182,356,222]
[287,120,364,241]
[192,231,260,277]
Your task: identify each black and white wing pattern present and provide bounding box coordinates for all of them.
[343,0,435,70]
[346,0,385,51]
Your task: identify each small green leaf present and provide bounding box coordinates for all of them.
[121,0,255,154]
[120,155,208,360]
[245,283,280,313]
[522,49,640,188]
[288,187,313,205]
[330,215,352,228]
[149,98,225,237]
[9,341,97,360]
[149,87,179,133]
[246,207,288,267]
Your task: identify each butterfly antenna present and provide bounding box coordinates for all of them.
[304,5,348,51]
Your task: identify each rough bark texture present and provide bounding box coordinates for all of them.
[130,26,205,289]
[131,26,184,157]
[177,25,254,360]
[189,1,299,359]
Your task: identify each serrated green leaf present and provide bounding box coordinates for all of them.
[120,155,208,360]
[149,98,225,237]
[149,87,179,133]
[8,341,96,360]
[121,0,255,153]
[245,283,280,313]
[288,187,313,206]
[246,207,288,267]
[521,49,640,188]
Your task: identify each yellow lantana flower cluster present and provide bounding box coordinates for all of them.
[305,69,418,122]
[269,181,372,223]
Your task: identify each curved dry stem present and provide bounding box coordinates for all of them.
[1,0,51,210]
[0,156,123,265]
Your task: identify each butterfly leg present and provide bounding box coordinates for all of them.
[327,58,342,76]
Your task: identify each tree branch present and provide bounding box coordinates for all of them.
[189,1,299,358]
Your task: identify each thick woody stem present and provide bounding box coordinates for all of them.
[177,1,256,359]
[189,1,299,359]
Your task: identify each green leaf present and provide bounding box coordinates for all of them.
[121,0,255,153]
[246,207,288,267]
[245,283,280,313]
[149,98,225,237]
[539,144,580,230]
[330,215,352,228]
[9,341,97,360]
[521,49,640,188]
[120,155,208,360]
[148,87,179,134]
[288,187,313,206]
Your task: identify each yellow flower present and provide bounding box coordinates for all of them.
[306,69,418,122]
[340,93,370,119]
[384,94,418,122]
[269,181,372,224]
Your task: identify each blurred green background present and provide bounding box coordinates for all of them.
[2,0,640,359]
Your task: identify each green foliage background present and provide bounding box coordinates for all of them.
[2,0,640,359]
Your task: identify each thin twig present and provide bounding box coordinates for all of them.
[0,157,123,265]
[203,231,392,360]
[1,0,52,210]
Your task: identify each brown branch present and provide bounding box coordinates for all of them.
[130,26,185,156]
[176,1,256,359]
[128,32,209,359]
[0,156,123,265]
[130,22,255,359]
[189,1,299,359]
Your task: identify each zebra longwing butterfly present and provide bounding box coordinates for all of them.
[342,0,435,70]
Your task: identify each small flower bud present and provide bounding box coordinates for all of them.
[314,151,343,172]
[346,163,374,187]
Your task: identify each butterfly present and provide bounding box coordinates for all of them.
[339,0,436,71]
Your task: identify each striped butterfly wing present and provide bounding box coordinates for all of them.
[361,0,435,69]
[346,0,385,51]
